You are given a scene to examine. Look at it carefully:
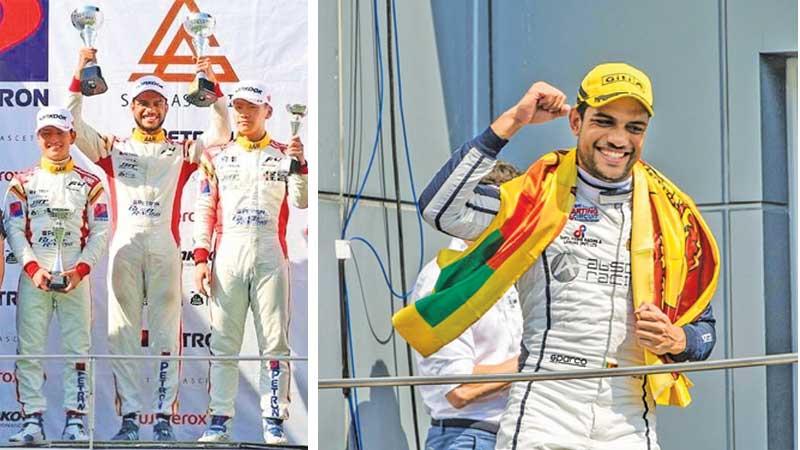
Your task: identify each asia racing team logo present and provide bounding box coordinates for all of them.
[0,0,48,82]
[569,203,600,222]
[129,0,238,83]
[559,224,602,248]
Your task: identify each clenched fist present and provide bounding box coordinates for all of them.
[491,82,571,139]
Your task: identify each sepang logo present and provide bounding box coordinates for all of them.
[129,0,238,83]
[0,0,48,82]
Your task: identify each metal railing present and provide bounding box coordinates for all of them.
[2,353,308,449]
[318,352,797,389]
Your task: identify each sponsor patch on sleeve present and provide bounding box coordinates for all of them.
[9,202,23,218]
[200,179,211,195]
[93,203,109,221]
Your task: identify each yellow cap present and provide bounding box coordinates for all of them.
[577,62,654,116]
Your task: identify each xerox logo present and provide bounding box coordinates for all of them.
[129,0,238,83]
[139,413,207,426]
[0,290,17,306]
[0,0,48,81]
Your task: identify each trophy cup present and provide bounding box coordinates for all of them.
[47,208,74,292]
[183,12,218,107]
[71,5,108,96]
[280,104,307,174]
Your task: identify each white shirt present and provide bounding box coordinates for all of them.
[413,239,523,424]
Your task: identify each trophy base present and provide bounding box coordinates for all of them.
[279,157,301,175]
[80,66,108,96]
[185,77,217,107]
[48,273,69,292]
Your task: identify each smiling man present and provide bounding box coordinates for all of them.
[405,63,719,449]
[67,47,231,442]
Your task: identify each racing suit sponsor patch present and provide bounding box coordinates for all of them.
[569,203,600,222]
[93,203,109,221]
[9,202,23,217]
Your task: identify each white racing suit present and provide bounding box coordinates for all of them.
[193,134,308,420]
[418,128,716,450]
[67,89,231,416]
[3,158,109,415]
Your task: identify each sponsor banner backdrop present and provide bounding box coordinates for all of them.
[0,0,308,444]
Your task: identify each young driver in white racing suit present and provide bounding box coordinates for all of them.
[68,47,231,441]
[417,63,716,450]
[3,108,109,443]
[193,81,308,444]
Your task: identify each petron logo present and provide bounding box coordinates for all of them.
[129,0,238,83]
[0,0,48,82]
[183,332,211,348]
[0,290,17,306]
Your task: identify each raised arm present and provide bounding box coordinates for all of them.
[67,47,114,163]
[188,58,232,163]
[419,82,569,241]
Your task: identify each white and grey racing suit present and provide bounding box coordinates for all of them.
[418,127,716,450]
[3,158,109,415]
[192,134,308,420]
[67,85,231,416]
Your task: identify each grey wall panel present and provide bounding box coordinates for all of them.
[491,0,723,205]
[321,0,451,203]
[730,209,768,449]
[431,0,492,149]
[727,0,798,202]
[658,211,730,450]
[319,199,451,448]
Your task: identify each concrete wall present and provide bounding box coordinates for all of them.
[319,1,798,449]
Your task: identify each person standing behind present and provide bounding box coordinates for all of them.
[193,80,308,444]
[414,163,523,450]
[68,47,231,441]
[3,108,109,443]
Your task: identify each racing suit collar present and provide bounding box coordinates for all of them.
[576,166,632,204]
[235,132,272,151]
[40,156,74,174]
[132,128,167,143]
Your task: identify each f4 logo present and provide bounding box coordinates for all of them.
[129,0,238,83]
[0,0,48,81]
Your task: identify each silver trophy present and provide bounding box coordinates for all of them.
[47,207,74,291]
[71,5,107,96]
[183,12,217,107]
[281,104,307,174]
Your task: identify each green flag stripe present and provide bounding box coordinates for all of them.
[416,264,495,326]
[435,230,505,291]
